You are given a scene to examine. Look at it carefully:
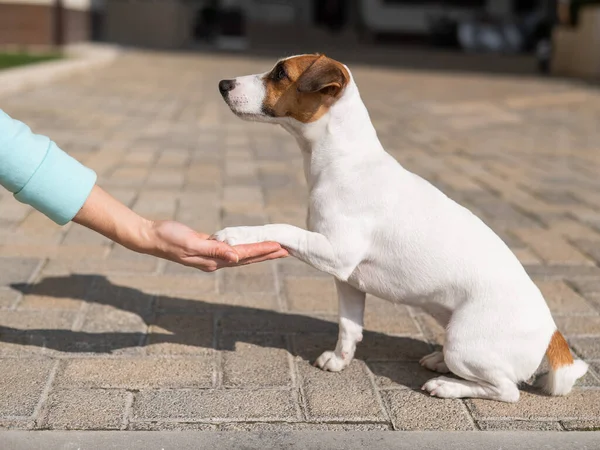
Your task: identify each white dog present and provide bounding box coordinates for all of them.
[213,54,588,402]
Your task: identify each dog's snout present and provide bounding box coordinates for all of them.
[219,79,236,96]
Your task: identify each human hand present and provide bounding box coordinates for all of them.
[142,220,288,272]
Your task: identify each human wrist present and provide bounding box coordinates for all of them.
[122,216,157,254]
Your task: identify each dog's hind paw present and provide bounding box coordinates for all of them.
[422,376,464,398]
[419,351,450,373]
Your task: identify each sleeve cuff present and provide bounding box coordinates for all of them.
[14,142,97,225]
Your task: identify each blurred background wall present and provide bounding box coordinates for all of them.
[2,0,600,79]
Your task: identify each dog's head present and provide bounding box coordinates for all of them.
[218,54,351,124]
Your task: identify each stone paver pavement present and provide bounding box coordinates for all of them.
[1,50,600,431]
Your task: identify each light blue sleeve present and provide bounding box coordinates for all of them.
[0,109,97,225]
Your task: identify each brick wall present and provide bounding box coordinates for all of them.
[0,3,89,46]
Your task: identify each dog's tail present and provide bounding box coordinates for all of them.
[539,330,588,396]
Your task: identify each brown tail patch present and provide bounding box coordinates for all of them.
[546,330,574,370]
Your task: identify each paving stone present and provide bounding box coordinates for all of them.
[146,169,185,188]
[155,292,280,312]
[106,275,215,296]
[62,226,112,246]
[0,200,31,223]
[0,311,76,330]
[368,362,437,390]
[0,359,55,416]
[278,258,330,278]
[383,390,475,431]
[284,277,337,313]
[81,305,149,333]
[162,261,207,276]
[0,257,40,286]
[221,264,277,294]
[467,390,600,420]
[107,245,159,264]
[512,248,542,265]
[41,259,157,276]
[569,337,600,360]
[365,297,421,336]
[549,220,600,241]
[221,212,268,228]
[0,419,35,430]
[590,363,600,382]
[17,295,82,310]
[17,274,93,307]
[569,279,600,297]
[57,357,213,389]
[293,332,432,363]
[413,313,446,345]
[17,213,63,237]
[146,313,213,355]
[561,420,600,431]
[536,280,596,315]
[133,389,298,421]
[511,229,593,265]
[40,389,128,430]
[220,334,292,388]
[40,332,145,356]
[0,331,48,356]
[555,316,600,336]
[525,265,600,280]
[221,312,338,335]
[477,420,563,431]
[573,240,600,265]
[300,360,385,422]
[0,289,20,309]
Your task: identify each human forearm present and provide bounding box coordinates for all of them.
[72,185,153,253]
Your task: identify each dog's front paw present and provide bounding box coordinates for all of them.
[212,227,264,246]
[314,351,350,372]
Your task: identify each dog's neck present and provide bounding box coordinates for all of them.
[280,80,383,189]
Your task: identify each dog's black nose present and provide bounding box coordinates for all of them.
[219,79,236,96]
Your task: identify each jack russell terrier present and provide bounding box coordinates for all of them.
[212,54,588,402]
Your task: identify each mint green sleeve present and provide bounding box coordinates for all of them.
[0,109,97,225]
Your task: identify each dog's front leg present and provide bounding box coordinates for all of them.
[315,280,365,372]
[212,224,343,278]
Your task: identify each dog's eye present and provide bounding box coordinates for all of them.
[273,64,287,81]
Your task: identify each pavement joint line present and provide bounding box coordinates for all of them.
[120,391,134,431]
[364,359,392,426]
[459,399,479,430]
[31,360,60,427]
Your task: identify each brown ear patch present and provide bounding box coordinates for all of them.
[296,55,348,96]
[262,54,350,123]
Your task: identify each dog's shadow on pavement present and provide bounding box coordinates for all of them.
[6,274,439,390]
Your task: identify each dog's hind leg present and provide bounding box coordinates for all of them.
[421,321,521,402]
[422,374,519,402]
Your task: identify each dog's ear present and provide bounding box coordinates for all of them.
[296,55,348,97]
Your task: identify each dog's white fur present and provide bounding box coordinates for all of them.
[214,56,588,402]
